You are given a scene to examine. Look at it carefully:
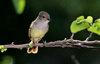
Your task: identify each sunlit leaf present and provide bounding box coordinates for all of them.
[1,48,7,53]
[70,16,90,33]
[0,45,4,49]
[0,45,7,53]
[88,19,100,35]
[29,41,33,48]
[76,16,84,21]
[12,0,26,14]
[86,16,93,24]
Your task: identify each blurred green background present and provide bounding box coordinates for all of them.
[0,0,100,64]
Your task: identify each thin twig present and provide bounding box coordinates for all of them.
[85,32,93,41]
[70,33,74,40]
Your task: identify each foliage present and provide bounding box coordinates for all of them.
[0,46,7,53]
[12,0,26,14]
[88,19,100,35]
[70,16,93,33]
[70,16,100,36]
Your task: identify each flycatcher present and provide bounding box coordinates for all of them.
[27,11,50,54]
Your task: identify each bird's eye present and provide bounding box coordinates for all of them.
[42,16,45,18]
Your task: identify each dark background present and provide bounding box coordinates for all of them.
[0,0,100,64]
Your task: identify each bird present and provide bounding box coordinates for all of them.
[27,11,50,54]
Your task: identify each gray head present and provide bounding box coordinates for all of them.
[38,11,50,22]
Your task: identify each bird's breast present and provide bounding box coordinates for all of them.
[31,28,47,38]
[30,23,48,39]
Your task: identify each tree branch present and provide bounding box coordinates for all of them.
[1,39,100,49]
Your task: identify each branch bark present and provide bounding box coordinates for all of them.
[1,39,100,49]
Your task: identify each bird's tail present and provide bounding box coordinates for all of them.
[27,46,38,54]
[27,41,38,54]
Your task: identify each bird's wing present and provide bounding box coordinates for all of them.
[28,21,34,40]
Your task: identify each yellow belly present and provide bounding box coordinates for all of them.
[30,28,47,42]
[31,29,45,38]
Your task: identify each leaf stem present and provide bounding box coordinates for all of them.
[70,33,74,40]
[85,32,93,41]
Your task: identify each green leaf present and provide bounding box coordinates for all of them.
[1,49,7,53]
[0,45,7,53]
[88,19,100,35]
[0,45,4,49]
[12,0,26,14]
[94,19,100,27]
[76,16,84,21]
[29,41,33,48]
[70,16,90,33]
[86,16,93,24]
